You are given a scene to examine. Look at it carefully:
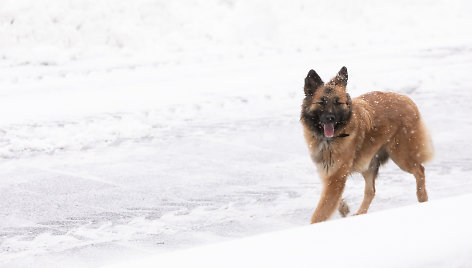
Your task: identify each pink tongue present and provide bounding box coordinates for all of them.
[323,123,335,137]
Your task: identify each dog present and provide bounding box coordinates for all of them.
[300,67,434,224]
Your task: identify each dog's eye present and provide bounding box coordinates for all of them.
[335,101,345,105]
[314,102,325,105]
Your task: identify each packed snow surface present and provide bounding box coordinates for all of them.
[1,0,472,267]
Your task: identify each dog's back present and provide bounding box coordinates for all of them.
[356,91,434,165]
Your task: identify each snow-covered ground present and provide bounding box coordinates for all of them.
[104,193,472,268]
[1,0,472,267]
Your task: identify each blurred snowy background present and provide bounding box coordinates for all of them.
[0,0,471,267]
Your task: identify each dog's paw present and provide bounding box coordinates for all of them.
[338,199,350,217]
[353,211,367,216]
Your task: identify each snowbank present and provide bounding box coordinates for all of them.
[104,194,472,268]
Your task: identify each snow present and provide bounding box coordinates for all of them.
[1,0,472,267]
[103,193,472,268]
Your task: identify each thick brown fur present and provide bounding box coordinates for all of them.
[300,67,433,224]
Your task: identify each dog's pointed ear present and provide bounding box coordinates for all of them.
[329,66,348,87]
[304,69,323,96]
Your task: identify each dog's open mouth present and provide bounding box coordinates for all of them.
[323,123,335,138]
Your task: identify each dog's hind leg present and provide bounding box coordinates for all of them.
[413,164,428,202]
[390,156,428,202]
[355,169,376,215]
[387,139,429,203]
[355,147,389,215]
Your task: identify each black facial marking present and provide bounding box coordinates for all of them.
[324,87,334,94]
[301,94,352,138]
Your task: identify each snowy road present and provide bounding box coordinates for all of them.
[1,0,472,267]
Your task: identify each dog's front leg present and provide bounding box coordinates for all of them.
[311,170,348,224]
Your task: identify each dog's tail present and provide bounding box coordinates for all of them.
[418,119,434,164]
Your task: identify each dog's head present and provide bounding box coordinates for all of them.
[301,66,352,139]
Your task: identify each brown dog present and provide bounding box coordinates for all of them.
[300,67,434,224]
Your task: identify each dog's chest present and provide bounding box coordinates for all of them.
[310,140,340,173]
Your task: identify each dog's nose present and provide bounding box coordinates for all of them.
[324,114,335,122]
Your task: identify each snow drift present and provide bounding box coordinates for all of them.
[104,194,472,268]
